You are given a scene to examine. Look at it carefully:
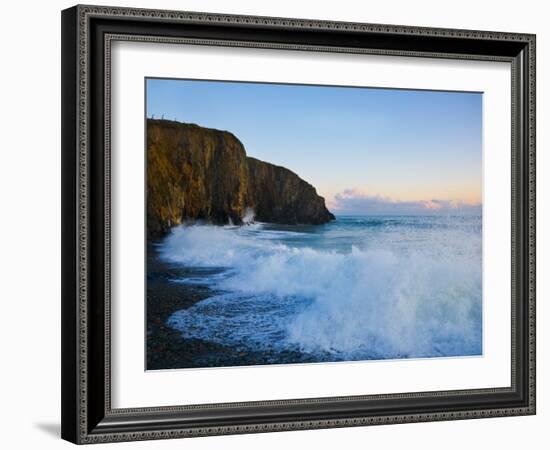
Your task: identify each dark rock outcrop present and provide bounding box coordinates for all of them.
[246,157,335,226]
[147,119,335,237]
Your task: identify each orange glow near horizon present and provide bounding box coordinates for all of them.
[322,185,482,213]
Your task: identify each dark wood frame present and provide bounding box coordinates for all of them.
[61,4,536,444]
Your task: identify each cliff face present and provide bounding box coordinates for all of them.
[147,119,334,237]
[246,157,335,226]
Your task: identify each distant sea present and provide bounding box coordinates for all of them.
[158,215,482,367]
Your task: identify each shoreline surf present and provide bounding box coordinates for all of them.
[147,215,482,370]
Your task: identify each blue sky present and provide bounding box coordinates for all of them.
[147,78,482,215]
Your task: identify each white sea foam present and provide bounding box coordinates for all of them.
[163,217,482,360]
[242,207,255,224]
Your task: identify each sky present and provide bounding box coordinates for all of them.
[146,78,482,215]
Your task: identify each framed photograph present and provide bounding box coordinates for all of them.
[61,4,536,444]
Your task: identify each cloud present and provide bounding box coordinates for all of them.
[330,189,481,215]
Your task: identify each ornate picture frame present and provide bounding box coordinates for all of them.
[61,4,536,444]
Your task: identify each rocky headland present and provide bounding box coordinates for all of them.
[147,119,335,237]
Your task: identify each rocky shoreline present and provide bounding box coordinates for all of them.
[146,242,316,370]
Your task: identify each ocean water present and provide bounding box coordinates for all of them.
[161,215,482,364]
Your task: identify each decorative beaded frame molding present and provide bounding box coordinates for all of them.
[61,4,536,444]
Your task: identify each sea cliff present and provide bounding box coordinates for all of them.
[147,119,335,236]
